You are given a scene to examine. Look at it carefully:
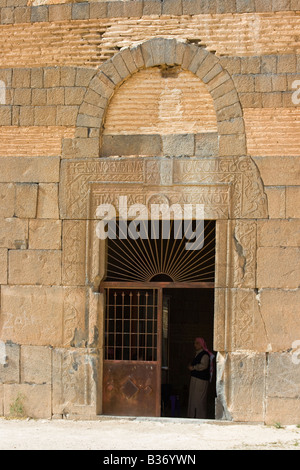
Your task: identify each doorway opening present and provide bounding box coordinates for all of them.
[101,220,216,419]
[161,287,216,419]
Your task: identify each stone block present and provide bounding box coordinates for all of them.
[277,54,297,73]
[89,2,107,19]
[143,0,162,15]
[0,218,28,249]
[257,247,300,288]
[3,384,51,419]
[286,186,300,219]
[123,0,143,17]
[217,117,245,135]
[29,219,61,250]
[56,106,78,126]
[99,60,122,86]
[0,342,20,384]
[31,5,48,23]
[162,0,183,15]
[130,45,145,70]
[265,396,300,426]
[8,250,62,286]
[32,89,47,106]
[0,286,86,347]
[15,183,38,218]
[241,57,261,74]
[44,68,60,88]
[267,352,300,400]
[195,133,218,157]
[253,156,300,186]
[60,67,76,87]
[0,385,3,415]
[52,348,98,416]
[255,0,272,12]
[225,352,266,422]
[71,2,89,20]
[37,183,59,219]
[62,220,86,286]
[0,183,15,218]
[48,4,72,22]
[46,87,64,105]
[107,1,124,17]
[187,47,209,74]
[264,186,285,219]
[218,134,246,157]
[101,134,162,157]
[12,68,30,88]
[0,106,12,125]
[13,88,31,106]
[0,157,60,183]
[20,346,51,385]
[259,289,300,351]
[257,219,300,247]
[1,7,14,24]
[65,87,85,105]
[216,102,243,122]
[162,134,194,157]
[19,106,34,126]
[76,114,102,129]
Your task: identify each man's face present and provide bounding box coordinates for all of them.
[194,339,202,351]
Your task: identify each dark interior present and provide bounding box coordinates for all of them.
[161,288,216,419]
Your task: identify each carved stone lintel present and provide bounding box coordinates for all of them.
[60,156,268,220]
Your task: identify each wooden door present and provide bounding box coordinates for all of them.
[103,287,162,417]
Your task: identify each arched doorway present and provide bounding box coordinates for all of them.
[60,38,268,420]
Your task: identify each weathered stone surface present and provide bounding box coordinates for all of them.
[3,383,51,419]
[0,286,86,347]
[0,248,8,284]
[265,352,300,425]
[52,348,99,417]
[257,220,300,247]
[15,183,38,219]
[258,289,300,351]
[101,134,162,157]
[0,183,15,218]
[223,352,266,422]
[286,186,300,219]
[195,133,218,157]
[162,134,194,157]
[62,220,86,287]
[257,247,300,288]
[0,218,28,249]
[0,157,60,183]
[8,250,62,286]
[265,186,286,219]
[253,156,300,186]
[0,341,20,384]
[36,183,59,219]
[29,219,62,250]
[20,345,51,384]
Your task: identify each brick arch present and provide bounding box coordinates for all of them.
[76,37,247,158]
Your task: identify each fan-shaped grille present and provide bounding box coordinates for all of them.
[106,220,215,283]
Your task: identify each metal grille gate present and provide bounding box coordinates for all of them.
[103,287,162,417]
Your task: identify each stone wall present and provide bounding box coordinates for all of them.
[0,0,299,425]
